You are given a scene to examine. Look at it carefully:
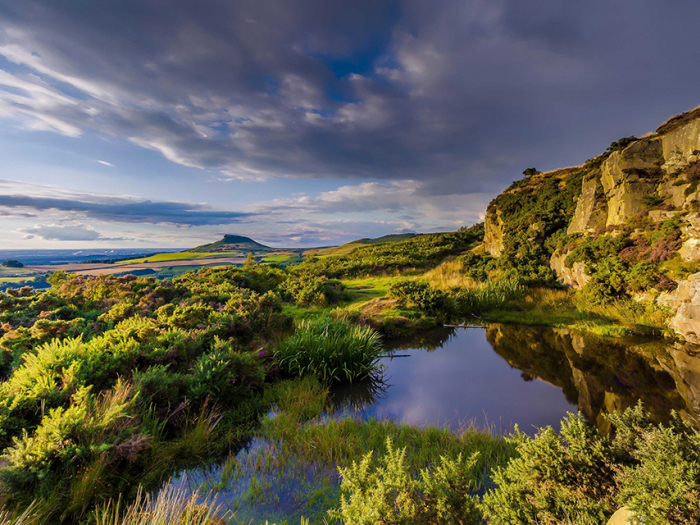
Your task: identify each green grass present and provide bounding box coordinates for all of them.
[260,253,302,264]
[303,242,366,258]
[274,318,383,383]
[0,267,35,276]
[341,276,397,304]
[482,288,671,338]
[116,251,243,264]
[0,276,35,284]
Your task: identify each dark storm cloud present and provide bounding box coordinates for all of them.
[2,0,700,193]
[0,181,253,226]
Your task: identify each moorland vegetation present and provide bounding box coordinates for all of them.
[6,107,700,524]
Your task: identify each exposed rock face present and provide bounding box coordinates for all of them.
[660,116,700,163]
[484,207,505,257]
[658,272,700,344]
[600,139,663,226]
[680,215,700,262]
[567,174,608,233]
[681,238,700,262]
[657,178,689,208]
[550,252,590,289]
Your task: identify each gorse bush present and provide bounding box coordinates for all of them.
[481,404,700,525]
[331,438,481,525]
[389,278,526,319]
[279,273,348,306]
[388,280,450,316]
[0,265,295,522]
[274,318,383,383]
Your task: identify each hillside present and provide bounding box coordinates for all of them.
[304,233,417,257]
[481,105,700,343]
[190,234,273,253]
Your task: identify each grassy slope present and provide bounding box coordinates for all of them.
[303,242,366,258]
[303,233,418,258]
[116,251,243,264]
[0,267,35,276]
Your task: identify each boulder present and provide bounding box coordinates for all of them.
[550,252,590,289]
[681,238,700,262]
[600,139,664,226]
[658,178,689,208]
[658,272,700,344]
[606,507,636,525]
[484,207,505,257]
[568,174,608,234]
[679,214,700,262]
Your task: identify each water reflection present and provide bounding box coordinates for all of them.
[333,326,578,434]
[485,325,699,431]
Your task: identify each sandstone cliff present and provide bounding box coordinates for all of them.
[481,106,700,342]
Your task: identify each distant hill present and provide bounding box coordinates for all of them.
[353,233,417,245]
[190,235,273,253]
[304,233,418,257]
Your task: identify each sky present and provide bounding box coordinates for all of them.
[1,1,700,249]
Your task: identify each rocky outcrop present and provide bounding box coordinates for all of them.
[680,215,700,262]
[484,207,505,257]
[606,507,635,525]
[658,272,700,344]
[660,114,700,165]
[550,251,590,289]
[600,139,663,226]
[657,178,689,208]
[567,174,608,234]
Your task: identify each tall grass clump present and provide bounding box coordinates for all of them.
[93,482,223,525]
[452,278,526,315]
[275,318,383,383]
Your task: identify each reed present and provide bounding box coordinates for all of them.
[275,318,383,383]
[451,278,526,315]
[93,482,223,525]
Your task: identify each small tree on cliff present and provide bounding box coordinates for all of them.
[522,167,540,177]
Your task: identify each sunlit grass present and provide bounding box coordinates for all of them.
[486,287,671,337]
[93,482,224,525]
[117,252,243,264]
[423,259,476,290]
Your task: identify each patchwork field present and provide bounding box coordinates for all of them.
[26,256,246,276]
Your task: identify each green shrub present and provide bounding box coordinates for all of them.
[274,318,382,383]
[615,411,700,524]
[481,404,700,525]
[388,280,450,316]
[481,415,620,525]
[583,257,628,304]
[330,438,481,525]
[280,273,348,306]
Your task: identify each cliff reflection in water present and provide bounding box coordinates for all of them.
[485,324,700,432]
[331,324,700,434]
